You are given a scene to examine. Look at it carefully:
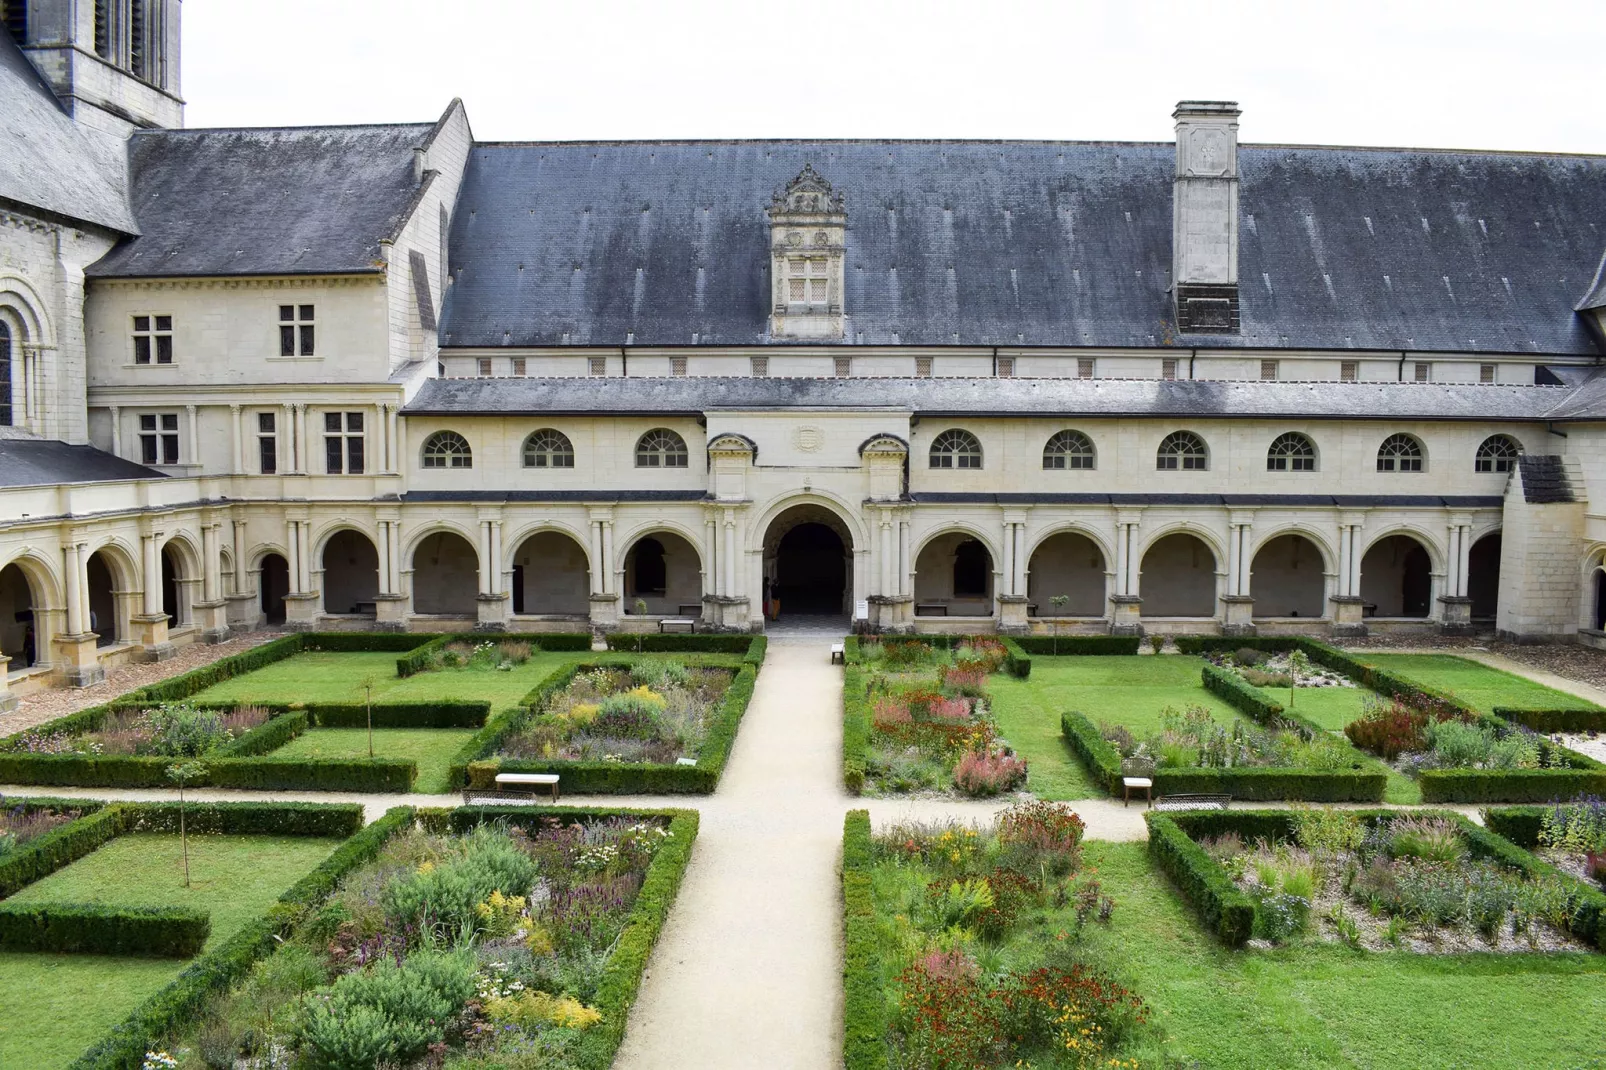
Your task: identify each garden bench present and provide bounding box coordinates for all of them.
[830,642,845,664]
[915,603,948,616]
[1153,793,1232,812]
[658,617,697,634]
[1120,757,1156,808]
[462,772,561,805]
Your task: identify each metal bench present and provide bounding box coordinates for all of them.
[462,771,561,806]
[658,617,697,633]
[830,642,845,664]
[1153,793,1232,812]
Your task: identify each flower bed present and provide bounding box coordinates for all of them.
[1147,807,1606,952]
[845,802,1151,1069]
[851,637,1028,798]
[147,805,696,1070]
[4,703,271,760]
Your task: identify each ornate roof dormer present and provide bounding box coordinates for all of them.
[768,164,847,341]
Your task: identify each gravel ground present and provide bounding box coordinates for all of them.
[1336,633,1606,692]
[1,630,284,734]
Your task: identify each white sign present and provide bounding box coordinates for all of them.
[854,599,869,621]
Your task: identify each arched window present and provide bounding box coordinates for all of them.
[1266,432,1317,472]
[1475,434,1521,474]
[1376,433,1424,473]
[636,428,688,468]
[1156,431,1208,471]
[421,430,472,469]
[0,321,11,427]
[1042,429,1095,470]
[930,429,983,469]
[522,429,574,468]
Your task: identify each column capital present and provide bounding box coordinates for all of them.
[229,402,241,414]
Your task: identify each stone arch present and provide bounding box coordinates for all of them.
[1139,531,1219,617]
[1359,531,1436,618]
[762,502,855,618]
[0,551,60,670]
[748,490,868,556]
[622,530,703,616]
[1249,532,1328,619]
[84,540,139,646]
[1468,529,1502,622]
[1584,546,1606,633]
[0,274,55,347]
[1026,529,1109,617]
[509,528,591,617]
[319,528,380,616]
[259,552,290,625]
[913,528,997,617]
[410,530,479,616]
[159,533,202,628]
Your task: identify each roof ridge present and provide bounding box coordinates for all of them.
[133,120,437,137]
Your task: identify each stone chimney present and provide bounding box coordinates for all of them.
[1172,101,1241,332]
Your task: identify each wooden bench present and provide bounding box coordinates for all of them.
[658,617,697,634]
[461,771,561,806]
[830,642,845,664]
[1153,793,1232,812]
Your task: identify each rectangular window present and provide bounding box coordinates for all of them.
[915,357,933,378]
[1260,359,1279,380]
[834,356,852,377]
[257,411,277,474]
[476,358,493,377]
[1480,363,1496,384]
[278,305,315,356]
[512,357,527,377]
[323,411,364,475]
[132,315,173,365]
[139,412,179,465]
[1079,358,1096,379]
[750,356,768,377]
[1414,362,1431,382]
[1340,360,1358,381]
[996,357,1015,378]
[588,356,607,376]
[670,356,688,377]
[1159,359,1175,381]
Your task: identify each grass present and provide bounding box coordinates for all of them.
[1081,840,1606,1069]
[0,833,339,1069]
[267,727,476,793]
[1276,684,1374,732]
[1357,654,1603,717]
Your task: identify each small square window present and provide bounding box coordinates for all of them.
[1414,362,1431,382]
[588,356,607,376]
[1480,363,1496,384]
[1340,361,1358,381]
[278,304,315,356]
[1159,359,1175,381]
[138,411,180,465]
[323,410,365,474]
[996,357,1015,378]
[915,357,933,378]
[750,356,768,377]
[1260,360,1279,380]
[132,314,174,365]
[512,357,527,376]
[1079,358,1096,379]
[834,356,852,377]
[477,358,493,377]
[670,356,688,377]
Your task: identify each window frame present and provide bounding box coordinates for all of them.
[522,428,576,469]
[277,304,316,358]
[138,411,180,466]
[1376,432,1425,473]
[1042,429,1096,471]
[1266,431,1317,472]
[131,313,174,366]
[929,429,983,470]
[635,428,689,469]
[1156,430,1208,471]
[257,410,278,475]
[1474,434,1522,474]
[322,410,365,475]
[420,430,473,469]
[0,320,11,427]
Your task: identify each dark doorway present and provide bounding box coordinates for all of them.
[628,538,667,596]
[161,547,181,626]
[1597,571,1606,632]
[87,552,117,646]
[1467,533,1501,621]
[0,563,36,668]
[953,540,991,599]
[1402,544,1432,617]
[260,553,289,625]
[773,522,847,615]
[511,565,525,614]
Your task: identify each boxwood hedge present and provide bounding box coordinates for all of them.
[603,633,766,656]
[842,809,887,1070]
[1010,635,1142,656]
[1493,707,1606,733]
[0,903,209,958]
[1144,812,1257,947]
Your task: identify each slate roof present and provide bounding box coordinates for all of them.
[0,33,135,233]
[88,121,436,278]
[403,375,1593,421]
[439,139,1606,354]
[0,438,165,488]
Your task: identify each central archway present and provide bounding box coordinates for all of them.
[763,505,854,619]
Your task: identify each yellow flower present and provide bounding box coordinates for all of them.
[416,861,435,874]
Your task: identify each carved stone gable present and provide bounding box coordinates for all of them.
[767,164,847,341]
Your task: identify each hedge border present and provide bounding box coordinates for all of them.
[1493,707,1606,734]
[842,809,888,1070]
[0,902,208,958]
[1144,812,1257,947]
[843,633,1030,679]
[0,800,116,898]
[843,659,871,795]
[72,804,415,1070]
[1010,635,1143,656]
[603,633,768,659]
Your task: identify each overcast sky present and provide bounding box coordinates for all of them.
[186,0,1605,154]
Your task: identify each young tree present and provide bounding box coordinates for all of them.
[1287,649,1310,708]
[1049,594,1070,655]
[358,674,377,758]
[165,760,207,888]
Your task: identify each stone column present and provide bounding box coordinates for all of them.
[225,518,256,629]
[282,403,297,472]
[475,516,508,632]
[1110,517,1142,635]
[108,406,121,458]
[230,405,243,474]
[295,404,309,475]
[55,539,105,686]
[185,404,199,466]
[282,516,320,631]
[704,515,720,598]
[997,519,1029,635]
[375,402,388,473]
[0,655,15,714]
[196,522,230,643]
[373,514,408,631]
[133,530,173,659]
[1330,520,1367,636]
[1222,518,1255,635]
[1439,519,1474,634]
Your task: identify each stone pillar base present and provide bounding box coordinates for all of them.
[1329,595,1368,638]
[702,596,750,632]
[868,595,914,634]
[53,633,106,688]
[1438,596,1474,636]
[1109,594,1143,636]
[997,595,1029,635]
[1220,594,1256,636]
[0,655,14,713]
[588,592,620,633]
[474,592,509,632]
[283,592,321,632]
[372,593,409,633]
[195,600,230,644]
[225,592,259,631]
[132,613,175,661]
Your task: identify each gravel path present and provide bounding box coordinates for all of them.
[1,630,284,734]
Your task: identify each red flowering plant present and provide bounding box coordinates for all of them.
[1343,692,1474,760]
[953,747,1028,798]
[997,799,1087,877]
[940,664,990,698]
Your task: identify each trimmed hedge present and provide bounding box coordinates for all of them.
[1144,812,1257,947]
[1494,707,1606,733]
[535,633,595,652]
[1480,804,1549,848]
[0,903,208,958]
[603,633,763,655]
[1061,711,1124,794]
[1419,768,1606,804]
[126,801,365,839]
[1011,635,1143,656]
[842,810,887,1070]
[1200,663,1293,731]
[212,711,307,757]
[396,634,452,677]
[301,700,488,729]
[0,747,417,793]
[122,634,305,705]
[843,663,872,795]
[0,805,120,898]
[72,805,414,1070]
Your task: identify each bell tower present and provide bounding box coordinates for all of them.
[3,0,183,135]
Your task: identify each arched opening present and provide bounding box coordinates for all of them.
[1027,532,1106,616]
[411,531,479,616]
[1249,534,1326,619]
[86,551,120,646]
[260,554,289,625]
[1468,532,1502,622]
[0,563,39,669]
[762,505,853,619]
[1140,533,1217,617]
[511,531,590,617]
[322,530,380,616]
[1359,534,1433,618]
[160,545,190,627]
[1596,569,1606,632]
[913,533,994,616]
[623,532,702,616]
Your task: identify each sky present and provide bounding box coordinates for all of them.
[185,0,1606,154]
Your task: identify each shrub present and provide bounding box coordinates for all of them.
[997,799,1085,874]
[842,811,885,1070]
[952,749,1028,797]
[1387,816,1469,864]
[382,825,540,935]
[1344,697,1437,760]
[1539,796,1606,855]
[1010,635,1140,656]
[0,902,209,957]
[296,949,477,1069]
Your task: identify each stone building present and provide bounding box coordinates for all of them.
[5,5,1606,707]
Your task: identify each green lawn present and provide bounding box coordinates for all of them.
[1083,841,1606,1069]
[0,833,338,1068]
[1273,683,1374,731]
[267,726,476,794]
[1358,654,1602,716]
